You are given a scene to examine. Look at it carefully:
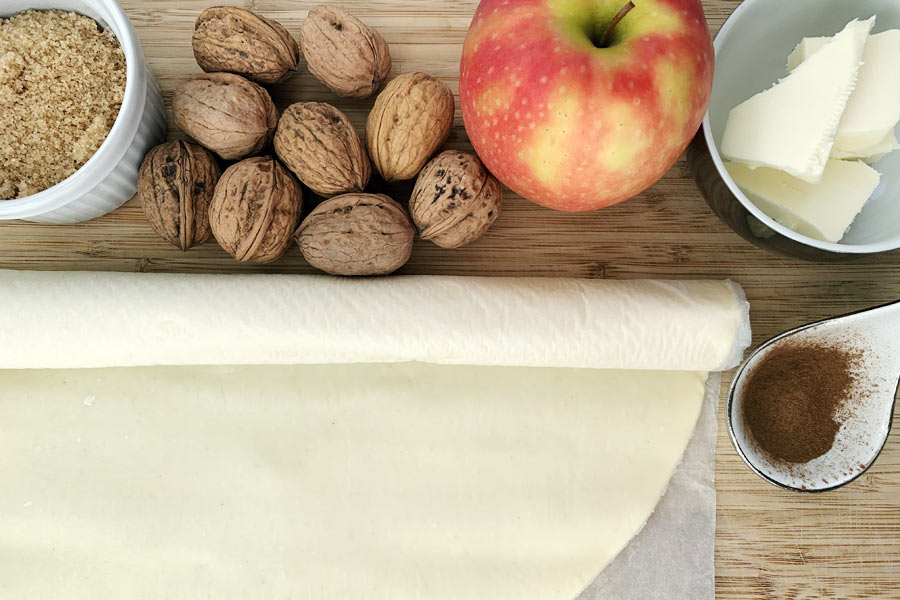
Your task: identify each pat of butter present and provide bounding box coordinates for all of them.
[786,37,830,71]
[726,160,880,243]
[721,18,873,184]
[788,29,900,156]
[831,130,899,163]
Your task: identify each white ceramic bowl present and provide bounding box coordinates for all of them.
[689,0,900,259]
[0,0,166,224]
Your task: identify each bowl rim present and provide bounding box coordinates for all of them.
[0,0,144,217]
[702,0,900,255]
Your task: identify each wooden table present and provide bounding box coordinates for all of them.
[1,1,898,597]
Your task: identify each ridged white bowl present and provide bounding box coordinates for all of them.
[0,0,167,224]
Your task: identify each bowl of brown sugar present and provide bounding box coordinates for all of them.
[0,1,166,223]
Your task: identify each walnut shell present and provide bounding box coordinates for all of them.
[138,141,221,251]
[274,102,371,198]
[410,151,502,248]
[295,193,414,276]
[210,157,303,264]
[366,72,455,182]
[173,73,278,161]
[300,4,391,98]
[193,6,300,85]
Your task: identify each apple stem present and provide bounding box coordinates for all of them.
[600,1,636,48]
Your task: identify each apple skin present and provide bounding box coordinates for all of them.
[459,0,714,212]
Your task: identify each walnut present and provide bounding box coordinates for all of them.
[295,193,414,276]
[137,141,221,251]
[274,102,370,198]
[299,4,391,98]
[193,6,300,85]
[409,151,502,248]
[366,72,455,182]
[173,73,278,161]
[210,157,303,264]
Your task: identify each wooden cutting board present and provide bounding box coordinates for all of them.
[1,1,898,597]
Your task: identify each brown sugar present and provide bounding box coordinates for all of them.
[0,10,127,200]
[741,340,860,464]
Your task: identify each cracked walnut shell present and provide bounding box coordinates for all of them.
[138,141,221,251]
[410,151,502,249]
[210,157,303,264]
[193,6,300,85]
[173,73,278,161]
[274,102,370,198]
[295,193,414,276]
[366,72,455,182]
[300,4,391,98]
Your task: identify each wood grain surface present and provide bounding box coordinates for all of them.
[1,1,898,598]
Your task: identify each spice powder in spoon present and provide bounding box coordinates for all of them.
[741,340,861,464]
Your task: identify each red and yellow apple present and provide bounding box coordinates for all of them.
[459,0,714,212]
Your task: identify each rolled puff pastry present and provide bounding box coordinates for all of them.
[0,271,750,600]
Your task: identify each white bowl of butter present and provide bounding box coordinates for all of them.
[699,0,900,256]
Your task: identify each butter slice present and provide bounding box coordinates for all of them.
[726,160,880,243]
[721,18,873,184]
[786,36,830,70]
[788,29,900,155]
[831,130,899,162]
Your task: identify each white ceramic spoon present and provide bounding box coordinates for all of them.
[728,300,900,492]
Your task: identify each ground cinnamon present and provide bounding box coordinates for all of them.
[741,340,859,464]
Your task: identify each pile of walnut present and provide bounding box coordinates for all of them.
[137,4,502,277]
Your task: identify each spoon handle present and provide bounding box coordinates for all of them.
[862,300,900,366]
